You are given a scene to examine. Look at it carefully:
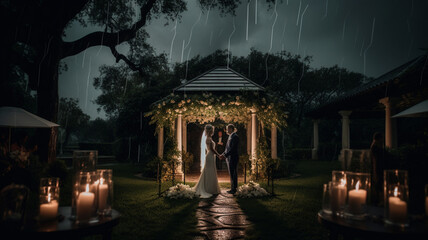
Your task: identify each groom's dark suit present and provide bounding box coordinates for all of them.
[223,132,239,193]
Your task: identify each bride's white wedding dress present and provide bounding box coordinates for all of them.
[194,139,221,198]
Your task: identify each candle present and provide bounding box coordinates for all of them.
[98,178,109,211]
[39,193,58,221]
[331,179,347,213]
[76,184,95,221]
[388,187,407,223]
[425,197,428,216]
[347,181,367,214]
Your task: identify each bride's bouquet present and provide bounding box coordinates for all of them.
[235,181,269,198]
[165,183,197,199]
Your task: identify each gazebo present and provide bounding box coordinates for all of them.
[146,67,288,179]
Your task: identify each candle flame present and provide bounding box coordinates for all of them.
[394,186,398,197]
[48,193,51,203]
[86,183,90,192]
[355,181,360,191]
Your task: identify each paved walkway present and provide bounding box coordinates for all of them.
[194,189,252,240]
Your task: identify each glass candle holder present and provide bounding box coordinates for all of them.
[384,170,409,226]
[322,182,332,215]
[330,180,347,216]
[71,171,98,223]
[344,172,370,220]
[96,169,113,216]
[72,150,98,173]
[39,179,60,222]
[332,170,346,183]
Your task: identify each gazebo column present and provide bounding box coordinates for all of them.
[339,111,352,169]
[379,97,397,148]
[182,119,187,152]
[339,111,352,150]
[157,126,164,158]
[251,110,257,172]
[312,119,319,160]
[271,124,278,159]
[247,120,251,155]
[176,114,183,178]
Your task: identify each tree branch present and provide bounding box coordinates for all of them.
[109,45,144,76]
[61,0,157,59]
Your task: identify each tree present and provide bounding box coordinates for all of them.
[1,0,246,162]
[58,98,90,148]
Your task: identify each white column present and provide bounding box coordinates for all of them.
[157,126,164,159]
[251,110,257,171]
[247,120,251,155]
[379,97,397,148]
[182,120,187,152]
[176,114,183,175]
[271,124,278,159]
[339,111,352,150]
[312,119,319,160]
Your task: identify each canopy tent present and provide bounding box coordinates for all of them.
[0,106,59,151]
[392,99,428,118]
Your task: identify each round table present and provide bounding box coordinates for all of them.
[16,207,120,240]
[317,207,428,240]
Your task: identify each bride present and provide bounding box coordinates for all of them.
[194,124,221,198]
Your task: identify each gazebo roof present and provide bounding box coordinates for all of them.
[174,67,264,92]
[306,53,428,119]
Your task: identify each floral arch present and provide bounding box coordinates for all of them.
[145,67,288,179]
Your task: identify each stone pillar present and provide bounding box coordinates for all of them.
[271,124,278,159]
[251,110,257,172]
[379,97,397,148]
[247,120,251,155]
[176,114,183,176]
[157,126,164,159]
[312,119,319,160]
[182,120,187,152]
[339,111,352,149]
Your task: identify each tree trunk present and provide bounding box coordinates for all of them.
[35,36,61,164]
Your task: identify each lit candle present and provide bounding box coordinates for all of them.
[76,183,95,221]
[98,178,109,211]
[39,193,58,221]
[425,197,428,216]
[347,181,367,214]
[388,187,407,223]
[331,178,347,213]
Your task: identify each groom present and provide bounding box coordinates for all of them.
[220,124,239,194]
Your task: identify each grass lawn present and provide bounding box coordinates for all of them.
[238,160,341,240]
[64,160,339,239]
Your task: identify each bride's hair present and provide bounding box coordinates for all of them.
[204,124,214,136]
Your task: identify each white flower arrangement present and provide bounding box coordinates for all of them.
[235,181,269,198]
[164,183,197,199]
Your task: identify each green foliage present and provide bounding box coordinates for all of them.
[145,91,288,130]
[288,148,313,161]
[182,151,194,174]
[58,97,90,146]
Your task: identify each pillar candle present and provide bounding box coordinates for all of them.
[389,196,407,222]
[425,197,428,216]
[348,189,367,214]
[76,184,95,221]
[331,183,347,213]
[39,200,58,221]
[98,183,109,210]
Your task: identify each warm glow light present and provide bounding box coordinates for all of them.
[100,177,104,185]
[86,183,90,192]
[340,178,346,186]
[394,186,398,197]
[48,193,51,203]
[356,181,360,191]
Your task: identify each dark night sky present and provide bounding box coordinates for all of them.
[59,0,428,119]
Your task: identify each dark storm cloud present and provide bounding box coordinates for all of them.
[60,0,428,119]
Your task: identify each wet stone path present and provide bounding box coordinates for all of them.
[194,189,253,240]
